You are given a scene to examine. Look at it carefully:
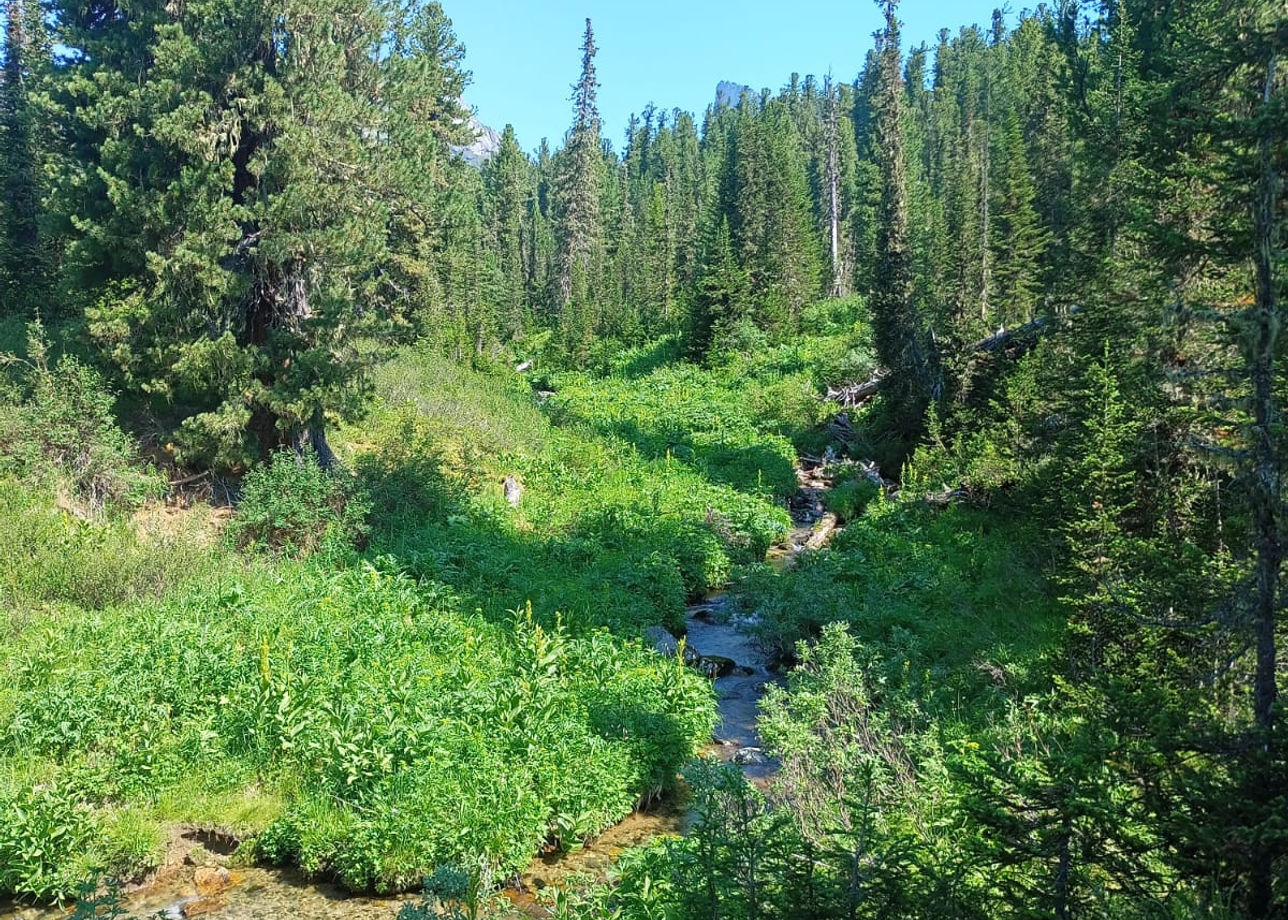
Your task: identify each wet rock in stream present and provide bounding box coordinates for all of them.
[697,654,738,678]
[680,595,783,784]
[193,867,236,898]
[733,748,769,766]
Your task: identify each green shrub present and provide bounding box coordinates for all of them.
[548,363,799,500]
[799,295,867,336]
[0,782,102,903]
[0,479,223,613]
[348,352,789,632]
[229,449,371,557]
[0,323,161,513]
[823,473,880,522]
[732,501,1061,687]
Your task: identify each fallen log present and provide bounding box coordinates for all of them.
[971,305,1082,354]
[826,374,884,407]
[805,512,840,551]
[824,306,1082,407]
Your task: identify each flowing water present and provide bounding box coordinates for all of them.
[3,461,842,920]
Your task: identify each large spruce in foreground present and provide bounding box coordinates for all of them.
[54,0,470,468]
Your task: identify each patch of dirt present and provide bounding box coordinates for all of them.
[133,500,232,547]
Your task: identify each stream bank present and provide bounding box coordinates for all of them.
[510,453,846,896]
[3,456,844,920]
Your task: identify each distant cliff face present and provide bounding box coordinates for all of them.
[457,111,502,167]
[716,80,754,108]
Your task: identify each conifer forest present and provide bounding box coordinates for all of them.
[0,0,1285,917]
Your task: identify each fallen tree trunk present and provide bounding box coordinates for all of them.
[826,374,885,407]
[805,513,840,551]
[825,307,1082,407]
[971,306,1081,353]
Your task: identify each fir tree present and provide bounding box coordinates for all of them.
[57,0,471,468]
[553,19,603,317]
[689,217,748,359]
[870,0,937,442]
[483,125,532,341]
[990,110,1048,326]
[1147,3,1286,911]
[1,0,42,313]
[825,75,846,297]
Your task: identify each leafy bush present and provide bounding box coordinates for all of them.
[605,629,963,920]
[0,323,161,513]
[799,295,867,337]
[548,363,800,500]
[732,501,1061,687]
[229,449,371,557]
[0,782,101,903]
[823,471,880,522]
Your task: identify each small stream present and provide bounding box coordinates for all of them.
[3,460,842,920]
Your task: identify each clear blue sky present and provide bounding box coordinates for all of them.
[444,0,1010,153]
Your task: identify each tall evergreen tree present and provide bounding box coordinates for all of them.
[870,0,936,441]
[1,0,41,312]
[824,75,846,297]
[990,109,1047,326]
[689,216,748,358]
[553,18,603,317]
[56,0,471,468]
[1146,3,1287,911]
[483,124,531,341]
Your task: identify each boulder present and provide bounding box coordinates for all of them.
[193,866,234,898]
[645,626,679,657]
[698,655,738,679]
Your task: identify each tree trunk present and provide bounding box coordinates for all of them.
[293,405,338,471]
[1246,52,1282,920]
[826,76,844,298]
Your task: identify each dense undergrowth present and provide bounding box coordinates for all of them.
[546,304,876,492]
[350,350,791,624]
[0,533,715,899]
[3,338,778,902]
[735,500,1060,679]
[0,317,1151,916]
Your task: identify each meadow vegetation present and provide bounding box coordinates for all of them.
[2,0,1282,911]
[1,340,790,903]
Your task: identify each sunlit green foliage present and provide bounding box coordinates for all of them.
[0,543,715,899]
[0,323,162,512]
[228,449,372,559]
[734,500,1061,678]
[350,350,790,619]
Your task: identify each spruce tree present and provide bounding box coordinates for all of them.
[1149,3,1286,911]
[1,0,41,313]
[990,110,1047,326]
[553,19,603,317]
[689,216,748,359]
[56,0,471,468]
[825,75,846,297]
[483,125,532,341]
[870,0,936,441]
